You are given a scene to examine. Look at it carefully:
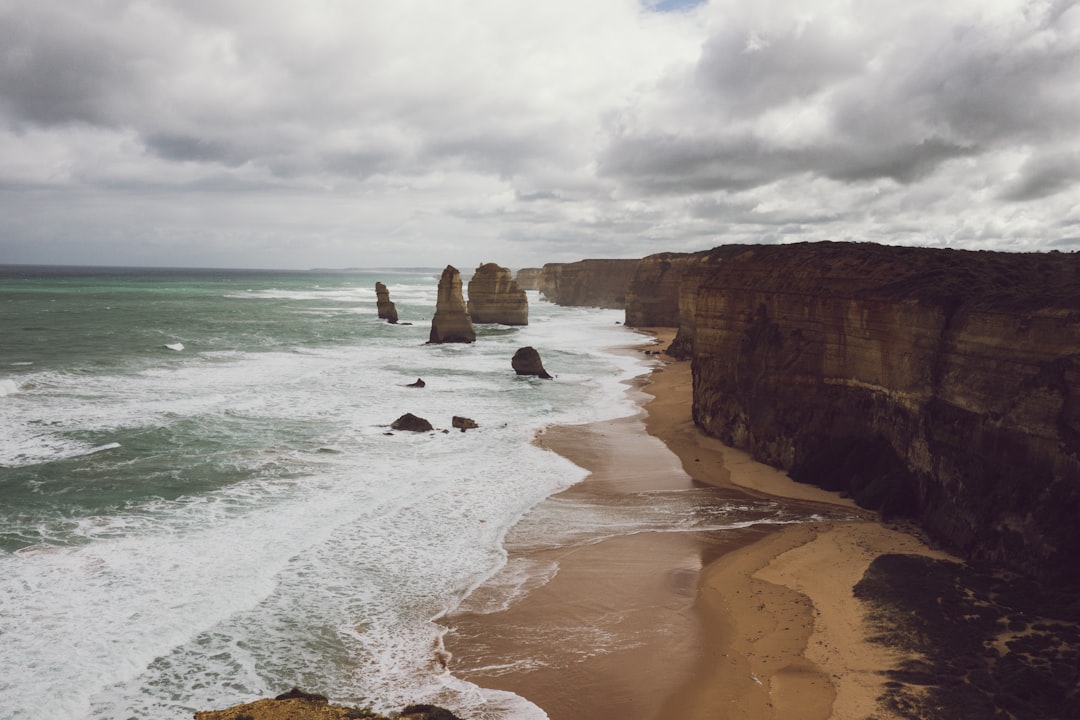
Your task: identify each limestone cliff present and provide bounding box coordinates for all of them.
[467,263,528,325]
[428,265,476,343]
[688,242,1080,585]
[538,259,640,309]
[375,282,398,324]
[514,267,543,291]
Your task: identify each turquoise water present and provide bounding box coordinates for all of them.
[0,266,806,720]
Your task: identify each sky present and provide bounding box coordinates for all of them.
[1,0,1078,270]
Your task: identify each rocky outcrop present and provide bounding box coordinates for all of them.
[194,687,464,720]
[688,242,1080,585]
[538,259,640,309]
[512,346,552,379]
[514,267,543,291]
[428,266,476,343]
[391,413,433,432]
[467,263,528,325]
[452,416,478,431]
[375,282,398,324]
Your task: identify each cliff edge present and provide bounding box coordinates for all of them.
[539,259,639,309]
[689,242,1080,585]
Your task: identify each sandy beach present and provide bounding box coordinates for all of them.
[446,330,956,720]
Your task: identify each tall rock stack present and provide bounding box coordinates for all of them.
[467,263,529,325]
[374,282,398,324]
[428,265,476,343]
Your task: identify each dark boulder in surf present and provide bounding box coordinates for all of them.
[390,413,434,432]
[452,416,478,432]
[406,378,426,388]
[512,347,552,379]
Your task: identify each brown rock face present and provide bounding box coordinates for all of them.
[538,259,640,309]
[428,265,476,343]
[688,242,1080,585]
[623,252,690,328]
[467,263,529,325]
[512,346,552,379]
[514,267,543,291]
[194,688,464,720]
[375,282,398,324]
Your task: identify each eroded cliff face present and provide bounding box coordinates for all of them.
[625,247,747,350]
[467,263,528,325]
[690,242,1080,585]
[539,259,640,309]
[514,267,543,291]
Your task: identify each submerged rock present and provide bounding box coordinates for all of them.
[406,378,426,388]
[511,347,552,379]
[428,266,476,343]
[390,413,434,432]
[375,282,398,324]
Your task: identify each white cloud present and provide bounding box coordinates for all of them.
[0,0,1076,268]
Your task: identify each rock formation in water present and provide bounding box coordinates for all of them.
[406,378,426,388]
[467,263,528,325]
[375,282,398,324]
[428,265,476,343]
[514,267,543,291]
[391,413,434,432]
[194,687,464,720]
[538,259,640,309]
[686,242,1080,586]
[512,346,552,379]
[452,415,478,431]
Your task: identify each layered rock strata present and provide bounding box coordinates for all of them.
[539,259,640,309]
[375,281,398,324]
[688,242,1080,585]
[514,267,543,291]
[428,265,476,343]
[467,263,529,325]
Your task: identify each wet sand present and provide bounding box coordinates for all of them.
[446,330,955,720]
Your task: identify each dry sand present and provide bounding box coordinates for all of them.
[447,329,957,720]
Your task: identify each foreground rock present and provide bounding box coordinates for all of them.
[391,413,433,432]
[428,266,476,343]
[512,347,552,379]
[194,687,464,720]
[405,378,426,388]
[467,263,528,325]
[374,282,398,324]
[538,259,639,308]
[687,241,1080,586]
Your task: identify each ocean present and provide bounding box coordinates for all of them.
[0,266,810,720]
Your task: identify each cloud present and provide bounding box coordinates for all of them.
[0,0,1077,269]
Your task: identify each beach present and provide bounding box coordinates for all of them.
[447,330,957,720]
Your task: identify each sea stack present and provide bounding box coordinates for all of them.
[428,265,476,343]
[375,282,398,324]
[514,267,543,291]
[467,262,529,325]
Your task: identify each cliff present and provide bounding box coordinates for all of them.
[467,263,528,325]
[514,267,543,291]
[688,242,1080,585]
[539,259,640,309]
[428,265,476,343]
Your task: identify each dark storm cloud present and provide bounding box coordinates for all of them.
[602,2,1080,198]
[1001,149,1080,201]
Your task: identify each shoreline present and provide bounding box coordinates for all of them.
[446,329,955,720]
